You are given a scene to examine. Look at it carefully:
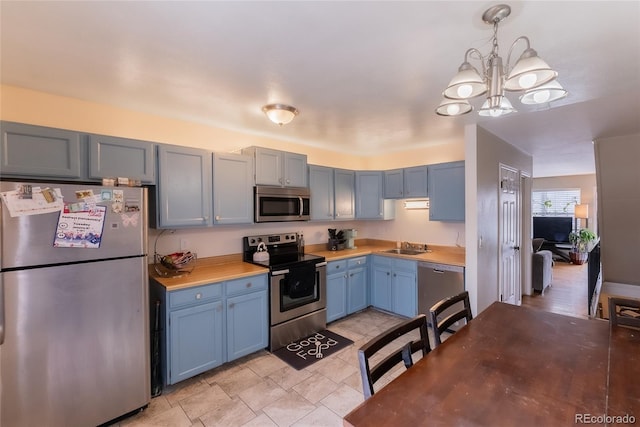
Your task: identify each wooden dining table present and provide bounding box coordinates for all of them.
[343,302,640,426]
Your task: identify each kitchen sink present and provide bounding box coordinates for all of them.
[382,248,426,255]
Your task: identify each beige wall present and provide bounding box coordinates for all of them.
[1,85,466,256]
[595,133,640,286]
[465,125,533,314]
[533,174,598,235]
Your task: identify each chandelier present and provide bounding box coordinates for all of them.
[436,4,567,118]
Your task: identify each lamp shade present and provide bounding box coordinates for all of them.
[262,104,298,125]
[443,62,487,100]
[574,204,589,219]
[435,98,472,116]
[519,80,568,104]
[504,48,557,91]
[478,96,516,117]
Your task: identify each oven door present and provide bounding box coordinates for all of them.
[254,186,310,222]
[270,263,326,326]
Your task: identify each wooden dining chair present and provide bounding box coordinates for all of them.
[608,297,640,329]
[358,314,431,399]
[429,291,473,347]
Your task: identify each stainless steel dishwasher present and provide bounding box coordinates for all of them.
[418,262,465,330]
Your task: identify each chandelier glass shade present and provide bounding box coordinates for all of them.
[435,98,473,116]
[262,104,299,125]
[519,80,568,104]
[436,4,566,117]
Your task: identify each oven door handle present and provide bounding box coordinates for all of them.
[315,261,327,268]
[271,269,290,276]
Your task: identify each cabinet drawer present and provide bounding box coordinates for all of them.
[372,255,392,268]
[348,257,367,268]
[169,283,223,309]
[328,260,347,274]
[226,274,268,297]
[393,259,417,273]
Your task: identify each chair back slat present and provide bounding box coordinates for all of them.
[358,314,431,399]
[429,291,473,347]
[608,297,640,329]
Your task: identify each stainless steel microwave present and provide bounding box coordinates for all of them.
[254,186,310,222]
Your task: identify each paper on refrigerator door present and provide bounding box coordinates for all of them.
[0,187,64,217]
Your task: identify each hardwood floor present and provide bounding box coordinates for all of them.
[522,260,589,318]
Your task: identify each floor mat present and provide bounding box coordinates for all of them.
[272,329,354,370]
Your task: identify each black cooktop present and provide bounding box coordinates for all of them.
[248,253,325,270]
[243,232,325,270]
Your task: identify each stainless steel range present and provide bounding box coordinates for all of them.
[243,232,327,351]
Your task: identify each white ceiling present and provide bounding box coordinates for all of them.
[2,1,639,178]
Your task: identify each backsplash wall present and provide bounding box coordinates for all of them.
[150,200,464,260]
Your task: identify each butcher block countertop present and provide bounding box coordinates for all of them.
[149,254,268,291]
[150,239,465,291]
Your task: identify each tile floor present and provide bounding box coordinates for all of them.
[114,263,586,427]
[115,308,417,427]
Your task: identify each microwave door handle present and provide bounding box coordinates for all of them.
[299,196,303,217]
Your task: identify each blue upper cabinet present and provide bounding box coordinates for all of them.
[403,165,429,198]
[212,153,253,224]
[383,169,404,199]
[356,171,394,220]
[284,151,308,187]
[153,145,212,228]
[309,165,335,221]
[334,168,356,220]
[88,134,155,184]
[428,161,465,222]
[242,146,307,187]
[0,121,83,179]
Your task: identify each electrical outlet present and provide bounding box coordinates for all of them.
[180,239,189,251]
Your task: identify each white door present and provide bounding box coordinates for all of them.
[499,165,521,305]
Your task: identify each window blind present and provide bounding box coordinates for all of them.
[532,189,581,217]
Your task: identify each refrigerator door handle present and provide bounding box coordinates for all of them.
[0,276,4,345]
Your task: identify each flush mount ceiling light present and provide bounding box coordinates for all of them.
[262,104,299,126]
[436,4,566,118]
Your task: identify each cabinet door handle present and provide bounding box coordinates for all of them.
[246,282,252,288]
[229,303,235,309]
[195,293,202,300]
[215,215,221,221]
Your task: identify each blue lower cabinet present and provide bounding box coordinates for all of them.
[392,267,417,318]
[371,256,417,317]
[327,260,348,323]
[157,273,268,385]
[227,290,268,361]
[347,257,368,314]
[169,300,224,384]
[371,257,393,311]
[327,257,368,323]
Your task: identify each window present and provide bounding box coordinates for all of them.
[532,189,583,227]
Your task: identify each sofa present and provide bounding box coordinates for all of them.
[532,238,553,294]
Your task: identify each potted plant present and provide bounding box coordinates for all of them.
[568,228,597,265]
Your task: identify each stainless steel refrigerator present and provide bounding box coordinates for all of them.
[0,181,150,426]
